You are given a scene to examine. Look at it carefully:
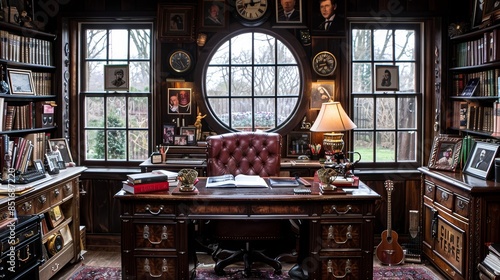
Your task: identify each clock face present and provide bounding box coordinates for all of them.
[169,50,192,74]
[235,0,269,23]
[312,51,337,76]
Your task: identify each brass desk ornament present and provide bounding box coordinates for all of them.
[177,168,198,192]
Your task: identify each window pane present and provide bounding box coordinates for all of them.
[231,33,252,64]
[376,131,395,162]
[255,98,275,130]
[254,33,275,64]
[232,98,253,130]
[352,63,372,93]
[86,29,106,59]
[206,67,229,96]
[85,97,104,127]
[277,97,298,123]
[86,61,105,91]
[397,131,416,161]
[85,130,102,160]
[129,61,150,92]
[129,130,149,160]
[352,29,371,61]
[128,97,149,128]
[277,41,295,64]
[107,97,126,128]
[353,97,373,129]
[398,97,416,129]
[231,67,252,96]
[353,131,373,162]
[255,66,275,96]
[109,30,128,59]
[211,98,230,125]
[395,30,415,60]
[210,41,229,65]
[373,30,393,61]
[130,29,150,59]
[107,130,126,159]
[398,62,416,92]
[376,98,395,129]
[277,66,300,96]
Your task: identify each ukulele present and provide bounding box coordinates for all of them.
[376,180,404,265]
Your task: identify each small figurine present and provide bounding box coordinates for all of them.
[300,116,311,129]
[194,113,207,140]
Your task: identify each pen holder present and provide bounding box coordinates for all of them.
[177,169,198,192]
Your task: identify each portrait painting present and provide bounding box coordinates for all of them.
[310,81,334,110]
[275,0,304,27]
[463,141,500,180]
[104,65,129,91]
[167,88,192,115]
[375,65,400,91]
[311,0,345,36]
[427,136,463,172]
[200,0,227,30]
[157,4,195,42]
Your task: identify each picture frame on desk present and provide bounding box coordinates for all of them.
[163,123,176,145]
[47,138,73,164]
[173,135,188,146]
[463,141,499,179]
[7,68,35,95]
[180,126,196,145]
[287,132,311,157]
[427,136,463,172]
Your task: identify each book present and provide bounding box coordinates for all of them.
[127,172,170,185]
[269,177,300,187]
[462,78,480,96]
[479,261,500,279]
[122,180,170,194]
[484,253,500,275]
[490,243,500,258]
[206,174,268,188]
[151,170,178,181]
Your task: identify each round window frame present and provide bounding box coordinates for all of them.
[194,25,312,134]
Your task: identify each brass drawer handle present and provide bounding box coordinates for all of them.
[327,225,352,244]
[51,263,60,272]
[143,225,168,245]
[21,202,32,212]
[24,230,34,238]
[38,195,47,204]
[327,259,351,278]
[10,237,20,246]
[145,204,164,215]
[331,205,352,215]
[17,246,31,262]
[144,258,168,278]
[440,192,449,201]
[54,189,60,197]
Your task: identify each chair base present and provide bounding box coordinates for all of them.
[213,247,282,277]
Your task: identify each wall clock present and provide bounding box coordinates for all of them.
[312,51,337,76]
[234,0,270,26]
[168,50,193,74]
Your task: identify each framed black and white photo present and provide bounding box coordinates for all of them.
[158,4,195,42]
[287,132,311,157]
[163,123,176,145]
[167,88,192,115]
[310,81,334,110]
[274,0,304,28]
[180,126,196,145]
[463,141,500,180]
[45,153,60,173]
[48,138,73,164]
[427,136,463,172]
[7,68,35,95]
[375,65,399,91]
[200,0,227,31]
[104,65,129,91]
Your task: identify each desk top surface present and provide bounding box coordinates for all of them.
[115,178,381,202]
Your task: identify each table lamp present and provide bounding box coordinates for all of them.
[310,101,357,162]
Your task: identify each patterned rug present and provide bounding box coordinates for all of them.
[68,265,121,280]
[373,265,443,280]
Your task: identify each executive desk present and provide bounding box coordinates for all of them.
[115,179,380,280]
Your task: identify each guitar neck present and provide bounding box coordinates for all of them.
[387,190,392,234]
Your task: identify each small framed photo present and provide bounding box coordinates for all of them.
[48,205,65,228]
[173,135,188,146]
[163,123,176,145]
[274,0,304,28]
[104,65,129,91]
[167,88,192,115]
[311,0,346,36]
[287,132,311,157]
[48,138,73,164]
[375,65,400,91]
[427,136,463,171]
[7,68,35,95]
[310,81,334,110]
[200,0,227,31]
[45,153,60,173]
[180,126,196,145]
[158,4,195,43]
[464,141,500,179]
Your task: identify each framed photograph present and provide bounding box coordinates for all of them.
[310,81,334,110]
[157,4,195,43]
[311,0,346,36]
[104,65,129,91]
[287,132,311,157]
[163,123,176,145]
[483,0,500,23]
[427,136,463,171]
[473,0,485,28]
[274,0,304,27]
[180,126,196,145]
[461,78,480,97]
[167,88,192,115]
[45,153,60,173]
[48,138,73,164]
[173,135,188,146]
[375,65,400,91]
[7,68,35,95]
[200,0,227,31]
[464,141,500,179]
[48,205,65,228]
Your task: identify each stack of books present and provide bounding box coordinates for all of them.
[122,170,177,194]
[478,243,500,279]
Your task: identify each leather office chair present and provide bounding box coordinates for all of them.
[206,132,289,276]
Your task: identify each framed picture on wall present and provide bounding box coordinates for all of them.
[375,65,399,91]
[200,0,227,31]
[310,81,334,110]
[7,68,35,95]
[427,136,463,172]
[286,132,311,157]
[473,0,485,28]
[167,88,192,115]
[463,141,500,180]
[158,4,195,42]
[104,65,129,91]
[482,0,500,23]
[310,0,346,36]
[274,0,304,28]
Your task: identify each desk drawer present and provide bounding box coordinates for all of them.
[435,187,453,209]
[322,203,362,216]
[135,256,177,280]
[34,190,50,213]
[320,221,362,251]
[134,222,176,250]
[320,257,361,279]
[1,223,39,255]
[17,199,35,215]
[134,203,175,216]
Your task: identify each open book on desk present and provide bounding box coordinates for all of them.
[206,174,268,188]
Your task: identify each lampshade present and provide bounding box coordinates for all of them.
[310,102,357,132]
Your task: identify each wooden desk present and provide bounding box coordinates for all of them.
[115,179,380,280]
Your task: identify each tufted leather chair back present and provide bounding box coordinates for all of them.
[206,132,281,177]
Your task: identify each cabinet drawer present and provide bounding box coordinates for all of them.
[17,199,34,215]
[1,223,39,255]
[0,237,41,279]
[134,203,175,216]
[49,185,64,205]
[454,195,469,218]
[135,256,177,280]
[34,190,50,213]
[61,180,74,200]
[320,257,361,279]
[320,222,361,251]
[39,243,74,280]
[435,187,453,209]
[134,222,176,250]
[322,203,362,216]
[423,180,435,199]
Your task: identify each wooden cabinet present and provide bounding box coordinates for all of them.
[115,180,379,279]
[0,167,86,279]
[418,167,500,279]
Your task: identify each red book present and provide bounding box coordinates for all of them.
[122,181,169,194]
